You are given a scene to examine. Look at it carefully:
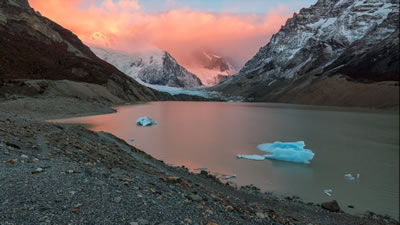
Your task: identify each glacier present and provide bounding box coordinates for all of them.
[237,141,315,164]
[136,117,158,127]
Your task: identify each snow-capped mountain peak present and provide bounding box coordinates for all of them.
[237,0,398,80]
[91,46,202,88]
[216,0,399,105]
[186,50,237,86]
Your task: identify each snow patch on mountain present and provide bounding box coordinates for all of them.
[225,0,399,83]
[91,46,202,88]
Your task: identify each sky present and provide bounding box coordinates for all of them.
[28,0,316,69]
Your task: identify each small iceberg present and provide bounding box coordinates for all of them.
[128,138,135,142]
[344,173,360,181]
[136,117,158,127]
[324,189,333,196]
[237,141,315,164]
[344,173,355,180]
[223,174,237,179]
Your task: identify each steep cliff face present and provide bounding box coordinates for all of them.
[0,0,169,102]
[91,47,202,88]
[216,0,399,107]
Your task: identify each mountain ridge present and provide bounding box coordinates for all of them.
[91,46,202,88]
[215,0,399,108]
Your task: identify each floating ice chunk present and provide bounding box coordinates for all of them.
[128,138,135,142]
[344,173,360,181]
[237,141,314,164]
[258,141,314,164]
[194,168,208,171]
[324,189,333,196]
[224,174,237,179]
[257,141,306,153]
[236,154,266,160]
[136,117,157,126]
[344,173,355,180]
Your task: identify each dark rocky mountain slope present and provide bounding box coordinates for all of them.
[216,0,399,108]
[0,0,177,102]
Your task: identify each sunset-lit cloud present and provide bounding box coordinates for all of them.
[28,0,303,68]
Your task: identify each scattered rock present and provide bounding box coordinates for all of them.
[206,222,219,225]
[114,197,122,203]
[188,194,202,202]
[32,168,43,174]
[226,205,234,211]
[183,218,192,223]
[161,176,180,183]
[6,142,20,149]
[256,212,266,219]
[200,170,208,176]
[321,200,341,212]
[205,209,213,215]
[7,159,17,164]
[71,208,79,213]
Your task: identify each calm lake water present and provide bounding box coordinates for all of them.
[56,102,399,218]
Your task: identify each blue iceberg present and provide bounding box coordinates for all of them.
[136,117,158,127]
[237,141,315,164]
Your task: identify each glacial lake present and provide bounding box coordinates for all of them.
[56,102,399,219]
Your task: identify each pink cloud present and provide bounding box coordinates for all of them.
[102,0,140,12]
[29,0,291,68]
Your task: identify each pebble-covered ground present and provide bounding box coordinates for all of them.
[0,97,398,225]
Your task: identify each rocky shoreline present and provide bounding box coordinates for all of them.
[0,96,398,225]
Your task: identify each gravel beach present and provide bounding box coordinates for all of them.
[0,96,398,225]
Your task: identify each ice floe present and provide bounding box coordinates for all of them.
[344,173,360,181]
[136,117,158,126]
[237,141,315,164]
[324,189,333,196]
[223,174,237,179]
[236,154,266,160]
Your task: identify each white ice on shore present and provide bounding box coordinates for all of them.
[136,117,158,127]
[237,141,315,164]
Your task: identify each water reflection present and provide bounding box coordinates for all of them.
[55,102,399,219]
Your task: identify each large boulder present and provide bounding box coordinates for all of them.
[321,200,341,212]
